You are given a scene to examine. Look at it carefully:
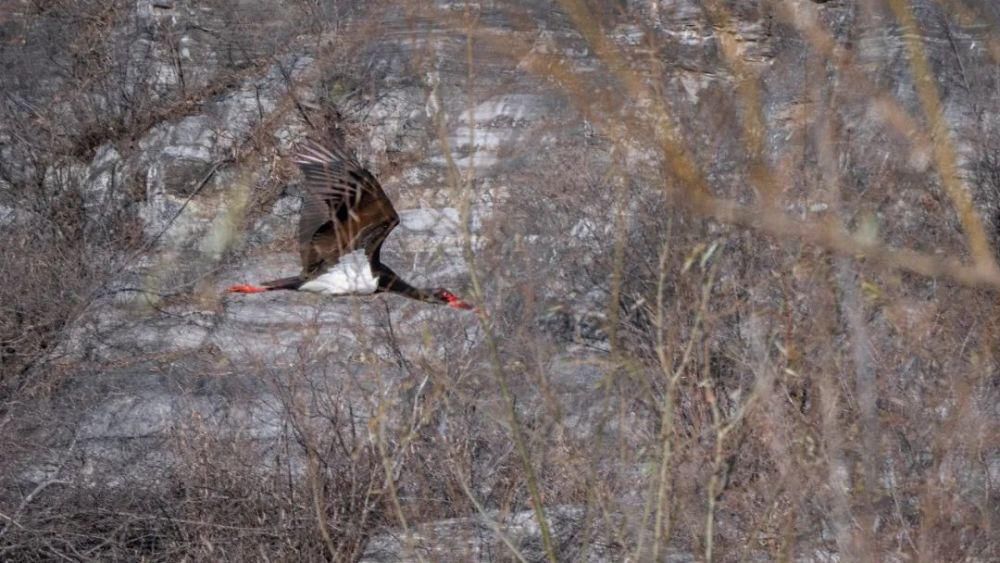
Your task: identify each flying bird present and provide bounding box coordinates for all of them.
[226,140,475,310]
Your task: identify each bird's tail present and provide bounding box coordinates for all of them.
[261,276,304,290]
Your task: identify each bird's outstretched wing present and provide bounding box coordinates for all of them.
[293,140,400,279]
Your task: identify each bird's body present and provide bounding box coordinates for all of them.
[297,250,379,295]
[226,139,474,311]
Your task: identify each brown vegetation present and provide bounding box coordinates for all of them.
[2,1,999,561]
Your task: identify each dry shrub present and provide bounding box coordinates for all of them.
[428,2,1000,559]
[2,1,1000,562]
[0,152,138,394]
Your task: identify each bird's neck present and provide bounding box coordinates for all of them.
[373,263,435,302]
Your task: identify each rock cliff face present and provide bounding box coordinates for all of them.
[2,1,998,560]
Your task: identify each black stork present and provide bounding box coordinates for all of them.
[226,140,474,311]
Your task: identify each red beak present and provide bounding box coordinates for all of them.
[448,299,476,311]
[441,290,476,311]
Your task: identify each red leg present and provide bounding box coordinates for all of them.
[226,284,268,294]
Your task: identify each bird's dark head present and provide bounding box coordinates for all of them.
[432,288,475,310]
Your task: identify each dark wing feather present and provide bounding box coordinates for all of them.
[293,140,400,279]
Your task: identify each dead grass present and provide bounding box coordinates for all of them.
[1,0,999,561]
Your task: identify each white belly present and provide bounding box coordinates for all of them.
[298,251,379,295]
